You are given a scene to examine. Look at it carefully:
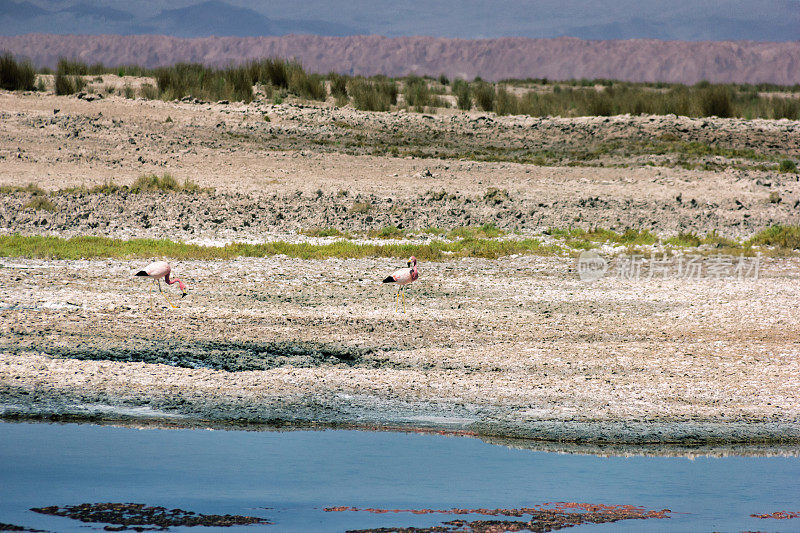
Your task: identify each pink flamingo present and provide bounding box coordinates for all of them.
[135,261,187,309]
[383,256,418,312]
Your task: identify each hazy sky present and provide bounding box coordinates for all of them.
[12,0,800,41]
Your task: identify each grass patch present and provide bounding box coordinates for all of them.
[0,52,36,91]
[779,159,798,173]
[349,78,398,111]
[129,174,199,192]
[0,235,557,261]
[54,176,211,195]
[349,202,372,215]
[547,227,657,246]
[301,227,347,238]
[23,196,55,211]
[367,225,406,239]
[453,79,472,110]
[0,183,46,195]
[664,232,702,247]
[749,225,800,250]
[155,63,253,103]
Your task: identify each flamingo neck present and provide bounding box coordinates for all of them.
[165,274,183,288]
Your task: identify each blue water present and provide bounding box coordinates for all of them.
[0,422,798,532]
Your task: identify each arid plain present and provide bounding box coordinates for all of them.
[1,85,799,447]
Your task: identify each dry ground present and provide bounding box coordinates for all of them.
[1,255,799,444]
[1,90,799,444]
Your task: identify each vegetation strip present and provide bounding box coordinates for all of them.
[0,234,555,261]
[0,226,797,261]
[3,53,800,119]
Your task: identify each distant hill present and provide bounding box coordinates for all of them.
[0,0,363,37]
[2,0,799,41]
[2,34,799,85]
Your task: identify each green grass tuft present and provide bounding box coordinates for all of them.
[664,232,702,247]
[301,228,347,238]
[749,225,800,250]
[23,196,56,211]
[349,202,372,215]
[0,52,36,91]
[0,183,46,195]
[368,225,406,239]
[779,159,798,173]
[129,174,206,193]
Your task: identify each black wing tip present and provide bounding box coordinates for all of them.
[135,271,148,276]
[383,276,395,283]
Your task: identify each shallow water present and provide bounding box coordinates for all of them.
[0,421,798,532]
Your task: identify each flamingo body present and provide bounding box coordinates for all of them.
[384,267,418,286]
[137,260,171,279]
[135,261,187,308]
[383,256,418,312]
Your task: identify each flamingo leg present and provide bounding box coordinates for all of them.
[158,279,178,309]
[402,287,407,313]
[149,281,155,311]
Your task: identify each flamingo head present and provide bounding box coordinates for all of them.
[178,279,188,297]
[407,256,417,268]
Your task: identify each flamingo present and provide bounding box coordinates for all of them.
[134,261,187,309]
[383,256,418,312]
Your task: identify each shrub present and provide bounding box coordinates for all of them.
[403,76,431,111]
[24,196,55,211]
[473,82,495,111]
[130,174,204,193]
[54,71,76,95]
[155,63,253,102]
[288,69,326,101]
[698,85,733,117]
[349,78,396,111]
[494,86,518,115]
[779,159,798,173]
[56,58,88,75]
[770,96,800,120]
[749,225,800,249]
[0,52,36,91]
[54,58,86,96]
[453,79,472,110]
[140,83,158,99]
[252,58,292,88]
[329,72,348,98]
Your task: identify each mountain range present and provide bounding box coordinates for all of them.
[1,0,799,41]
[2,34,799,85]
[0,0,363,37]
